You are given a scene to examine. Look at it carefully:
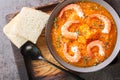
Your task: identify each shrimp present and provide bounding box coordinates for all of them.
[89,14,111,33]
[63,43,81,62]
[61,20,79,39]
[58,4,84,18]
[87,40,105,58]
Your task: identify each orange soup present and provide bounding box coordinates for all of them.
[51,1,117,67]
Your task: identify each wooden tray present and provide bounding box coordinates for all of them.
[6,1,82,80]
[6,0,120,80]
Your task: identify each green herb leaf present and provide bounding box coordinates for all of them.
[93,22,105,30]
[56,35,62,42]
[56,35,63,48]
[75,30,80,35]
[57,44,61,48]
[93,22,98,27]
[99,25,104,29]
[90,6,98,10]
[104,42,109,49]
[83,57,88,64]
[54,17,58,29]
[105,42,109,46]
[54,23,58,29]
[54,17,58,22]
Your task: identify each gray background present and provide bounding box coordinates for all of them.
[0,0,57,80]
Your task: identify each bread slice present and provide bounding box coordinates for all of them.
[3,13,27,48]
[15,7,50,43]
[3,7,49,48]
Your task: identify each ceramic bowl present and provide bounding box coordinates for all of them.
[45,0,120,72]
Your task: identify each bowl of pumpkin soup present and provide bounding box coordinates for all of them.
[46,0,120,72]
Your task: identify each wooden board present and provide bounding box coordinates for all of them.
[6,1,81,80]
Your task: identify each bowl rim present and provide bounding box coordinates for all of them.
[45,0,120,72]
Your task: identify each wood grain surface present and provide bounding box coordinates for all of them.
[6,1,80,80]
